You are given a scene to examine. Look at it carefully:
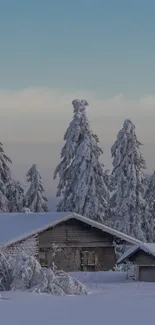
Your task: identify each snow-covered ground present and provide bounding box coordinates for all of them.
[1,271,155,325]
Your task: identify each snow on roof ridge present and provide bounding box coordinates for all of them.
[73,213,141,245]
[0,212,141,247]
[0,212,71,246]
[117,242,155,264]
[3,212,74,247]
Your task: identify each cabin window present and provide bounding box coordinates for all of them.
[81,250,96,266]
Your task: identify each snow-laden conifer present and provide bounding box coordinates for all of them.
[54,99,110,223]
[110,119,146,241]
[0,142,12,211]
[143,172,155,241]
[0,142,12,183]
[0,181,9,212]
[6,180,24,212]
[25,164,48,212]
[145,172,155,205]
[0,142,25,212]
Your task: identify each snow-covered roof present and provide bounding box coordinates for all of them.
[117,243,155,264]
[0,212,70,246]
[0,212,142,247]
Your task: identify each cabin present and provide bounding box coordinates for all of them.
[117,243,155,282]
[0,212,141,272]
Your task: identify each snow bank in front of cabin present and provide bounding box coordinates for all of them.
[0,251,87,296]
[69,271,127,284]
[2,272,155,325]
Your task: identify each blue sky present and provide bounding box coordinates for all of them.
[0,0,155,96]
[0,0,155,191]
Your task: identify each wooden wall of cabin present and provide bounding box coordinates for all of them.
[38,218,116,271]
[39,218,114,247]
[130,250,155,266]
[39,246,116,271]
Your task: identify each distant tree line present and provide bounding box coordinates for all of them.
[0,144,48,213]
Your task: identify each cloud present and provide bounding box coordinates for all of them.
[0,88,95,118]
[0,87,155,143]
[0,87,155,117]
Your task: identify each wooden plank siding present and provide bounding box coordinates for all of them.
[39,218,114,247]
[38,218,116,271]
[128,251,155,282]
[46,246,115,272]
[130,250,155,266]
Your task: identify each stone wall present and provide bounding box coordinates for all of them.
[2,235,38,258]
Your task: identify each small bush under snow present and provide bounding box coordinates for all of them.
[124,262,136,280]
[54,270,87,295]
[0,251,87,296]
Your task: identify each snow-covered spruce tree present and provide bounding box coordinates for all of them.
[110,119,147,241]
[0,142,12,211]
[0,142,12,182]
[143,172,155,242]
[0,181,9,212]
[54,99,110,223]
[25,164,48,212]
[6,180,25,212]
[0,142,25,212]
[145,171,155,205]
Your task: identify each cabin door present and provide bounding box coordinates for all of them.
[139,266,155,282]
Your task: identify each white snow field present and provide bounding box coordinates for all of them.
[1,271,155,325]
